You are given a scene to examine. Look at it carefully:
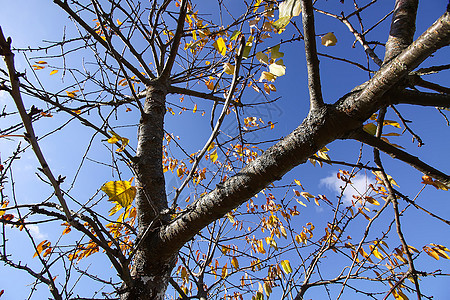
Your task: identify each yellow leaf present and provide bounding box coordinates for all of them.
[207,142,215,151]
[384,120,401,128]
[270,45,284,60]
[117,19,122,26]
[280,260,292,274]
[370,245,384,259]
[365,196,380,206]
[321,32,337,46]
[259,71,276,82]
[257,239,266,254]
[193,103,197,113]
[424,246,440,260]
[223,63,235,75]
[221,264,228,278]
[49,70,58,75]
[231,256,240,270]
[66,90,79,98]
[300,192,315,199]
[363,123,377,135]
[242,36,254,59]
[101,178,136,208]
[213,37,227,56]
[33,240,50,258]
[296,199,307,207]
[107,131,129,152]
[32,65,45,70]
[230,30,241,41]
[272,16,291,31]
[177,167,184,177]
[108,203,122,216]
[263,281,272,297]
[294,179,303,188]
[35,61,48,64]
[210,149,218,162]
[226,212,235,224]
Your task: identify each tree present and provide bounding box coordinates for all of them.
[1,0,449,299]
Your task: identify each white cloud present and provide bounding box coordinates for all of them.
[28,224,48,240]
[320,172,376,205]
[0,90,9,104]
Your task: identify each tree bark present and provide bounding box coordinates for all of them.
[121,81,176,300]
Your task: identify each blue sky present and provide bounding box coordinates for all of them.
[1,0,449,299]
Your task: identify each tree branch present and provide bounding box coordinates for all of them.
[160,0,187,80]
[53,0,150,85]
[352,129,450,187]
[167,85,243,107]
[0,27,72,221]
[390,89,450,108]
[383,0,418,63]
[300,0,324,111]
[171,36,246,209]
[142,11,450,261]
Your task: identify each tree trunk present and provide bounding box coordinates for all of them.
[121,82,176,299]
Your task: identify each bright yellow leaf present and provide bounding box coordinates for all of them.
[384,120,401,128]
[210,149,218,162]
[280,260,292,274]
[49,70,58,75]
[108,203,122,216]
[107,131,129,152]
[101,178,136,208]
[257,239,266,254]
[193,103,197,113]
[213,37,227,56]
[207,142,215,151]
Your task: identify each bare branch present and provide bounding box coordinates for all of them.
[352,129,450,188]
[383,0,419,63]
[160,0,188,80]
[0,27,72,221]
[300,0,324,111]
[390,89,450,108]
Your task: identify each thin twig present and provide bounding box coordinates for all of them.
[171,36,246,209]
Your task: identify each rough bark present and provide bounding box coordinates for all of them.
[121,81,175,300]
[384,0,419,63]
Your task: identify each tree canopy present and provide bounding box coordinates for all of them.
[1,0,449,299]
